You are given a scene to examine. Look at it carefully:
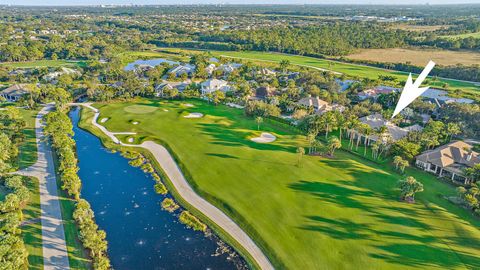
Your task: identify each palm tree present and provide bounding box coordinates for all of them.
[393,156,403,170]
[322,111,338,139]
[399,160,409,174]
[363,125,372,156]
[327,136,342,156]
[255,116,263,130]
[306,132,316,154]
[446,122,461,142]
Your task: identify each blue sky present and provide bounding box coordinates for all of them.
[3,0,480,6]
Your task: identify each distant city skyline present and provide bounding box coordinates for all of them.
[3,0,480,6]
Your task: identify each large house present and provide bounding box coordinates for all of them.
[200,79,231,95]
[296,96,345,115]
[416,141,480,184]
[216,63,242,74]
[252,85,276,100]
[154,81,190,97]
[356,113,423,143]
[43,67,80,82]
[0,84,29,102]
[358,86,398,100]
[168,64,195,77]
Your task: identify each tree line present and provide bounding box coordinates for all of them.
[44,110,111,270]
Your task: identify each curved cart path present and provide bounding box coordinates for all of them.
[16,104,70,270]
[74,103,274,270]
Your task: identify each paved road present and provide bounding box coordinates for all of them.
[76,103,275,270]
[16,104,70,270]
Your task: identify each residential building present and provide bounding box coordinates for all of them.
[296,96,345,115]
[0,84,29,102]
[200,79,231,95]
[358,86,398,100]
[356,113,423,143]
[168,64,195,77]
[416,141,480,184]
[155,81,190,97]
[217,63,242,74]
[43,67,80,82]
[252,86,276,100]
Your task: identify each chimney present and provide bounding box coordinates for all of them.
[466,151,473,161]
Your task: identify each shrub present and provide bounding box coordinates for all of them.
[154,182,168,195]
[161,198,179,212]
[179,211,207,232]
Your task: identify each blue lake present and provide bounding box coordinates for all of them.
[124,58,179,71]
[70,107,246,270]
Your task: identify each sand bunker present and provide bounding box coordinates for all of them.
[183,103,194,107]
[163,109,169,112]
[184,113,204,118]
[132,121,139,125]
[127,137,134,143]
[251,132,276,143]
[100,118,109,123]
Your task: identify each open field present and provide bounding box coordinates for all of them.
[390,24,451,32]
[440,31,480,40]
[84,98,480,270]
[0,59,86,68]
[22,176,43,270]
[346,48,480,66]
[158,48,480,100]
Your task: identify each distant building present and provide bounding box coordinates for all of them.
[168,64,195,77]
[358,86,398,100]
[416,141,479,184]
[217,63,242,74]
[296,96,345,115]
[0,84,29,102]
[356,113,423,143]
[200,79,231,95]
[155,81,190,97]
[43,67,80,82]
[252,85,276,100]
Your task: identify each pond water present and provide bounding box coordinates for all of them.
[124,58,179,71]
[69,107,246,270]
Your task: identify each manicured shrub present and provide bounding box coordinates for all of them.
[179,211,207,232]
[161,198,179,212]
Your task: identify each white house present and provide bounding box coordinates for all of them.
[168,64,195,77]
[217,63,242,74]
[43,67,80,82]
[296,96,345,115]
[355,113,423,143]
[200,79,231,95]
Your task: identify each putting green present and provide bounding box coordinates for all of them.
[123,105,158,114]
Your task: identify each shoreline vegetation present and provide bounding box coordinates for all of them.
[78,107,260,269]
[45,109,111,270]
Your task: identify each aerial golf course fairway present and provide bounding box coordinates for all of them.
[80,98,480,270]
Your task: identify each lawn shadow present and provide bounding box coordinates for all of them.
[198,123,294,152]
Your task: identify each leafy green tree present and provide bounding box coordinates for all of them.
[398,176,424,202]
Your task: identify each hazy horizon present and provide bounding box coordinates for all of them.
[3,1,480,6]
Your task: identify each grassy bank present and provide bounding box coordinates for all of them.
[21,176,43,270]
[18,108,38,170]
[79,98,480,270]
[77,106,262,270]
[0,60,87,68]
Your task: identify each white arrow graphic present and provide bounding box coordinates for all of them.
[392,60,436,118]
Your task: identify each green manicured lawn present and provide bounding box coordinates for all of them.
[160,48,480,101]
[440,31,480,39]
[18,109,38,170]
[88,98,480,270]
[21,176,43,270]
[0,60,86,68]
